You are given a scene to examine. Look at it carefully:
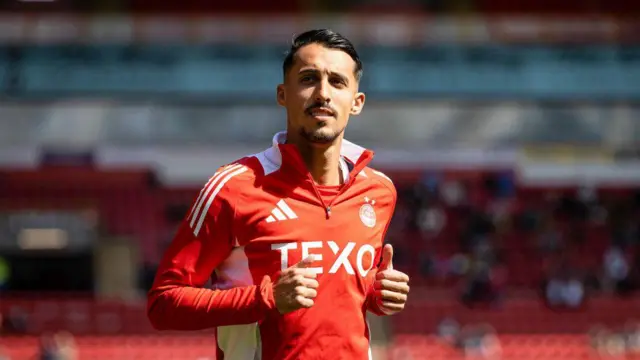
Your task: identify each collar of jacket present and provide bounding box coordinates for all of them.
[262,131,374,180]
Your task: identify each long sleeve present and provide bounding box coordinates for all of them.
[364,272,384,316]
[365,183,398,316]
[147,167,276,330]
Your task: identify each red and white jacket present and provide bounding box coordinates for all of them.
[148,131,397,360]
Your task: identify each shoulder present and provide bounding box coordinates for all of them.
[190,156,262,209]
[362,166,397,201]
[185,157,262,234]
[192,146,283,202]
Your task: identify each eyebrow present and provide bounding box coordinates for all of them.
[298,68,350,84]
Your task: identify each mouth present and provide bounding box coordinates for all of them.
[306,107,336,118]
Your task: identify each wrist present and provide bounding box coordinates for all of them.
[258,275,277,313]
[366,286,387,316]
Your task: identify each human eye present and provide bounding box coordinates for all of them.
[300,74,317,84]
[330,77,347,88]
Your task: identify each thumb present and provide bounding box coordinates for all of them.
[379,244,394,270]
[293,255,315,269]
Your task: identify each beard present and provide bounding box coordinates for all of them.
[299,125,344,145]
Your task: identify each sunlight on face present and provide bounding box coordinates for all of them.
[278,43,365,146]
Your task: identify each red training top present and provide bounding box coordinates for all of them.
[148,131,397,360]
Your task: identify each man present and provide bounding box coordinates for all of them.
[147,29,410,359]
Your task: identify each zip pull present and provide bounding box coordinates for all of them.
[326,206,331,219]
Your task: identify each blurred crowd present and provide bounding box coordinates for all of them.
[436,317,503,359]
[386,171,640,308]
[1,312,77,360]
[430,317,640,360]
[589,322,640,359]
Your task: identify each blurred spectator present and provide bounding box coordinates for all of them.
[441,181,467,208]
[611,216,638,249]
[601,246,632,295]
[459,323,502,360]
[53,332,78,360]
[38,334,58,360]
[589,325,608,351]
[623,321,640,355]
[437,317,461,346]
[461,260,504,308]
[536,216,564,254]
[37,332,78,360]
[417,251,435,277]
[461,209,495,254]
[602,333,627,359]
[3,306,28,334]
[477,324,502,360]
[416,206,446,235]
[544,266,585,309]
[589,322,640,358]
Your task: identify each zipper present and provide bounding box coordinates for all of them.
[307,169,356,219]
[281,143,373,219]
[307,173,332,219]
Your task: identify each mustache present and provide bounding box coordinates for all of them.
[305,103,337,116]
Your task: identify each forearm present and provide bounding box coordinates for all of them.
[148,276,276,330]
[365,271,387,316]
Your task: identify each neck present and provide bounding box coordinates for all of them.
[286,131,343,186]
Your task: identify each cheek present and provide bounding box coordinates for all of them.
[293,90,314,108]
[337,95,356,115]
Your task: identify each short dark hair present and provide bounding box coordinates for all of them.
[282,29,363,81]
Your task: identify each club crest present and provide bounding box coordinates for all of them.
[359,197,376,228]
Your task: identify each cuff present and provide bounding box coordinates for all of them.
[366,286,388,316]
[258,275,277,313]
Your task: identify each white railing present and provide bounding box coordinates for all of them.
[0,100,638,148]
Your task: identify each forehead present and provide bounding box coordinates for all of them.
[291,43,356,77]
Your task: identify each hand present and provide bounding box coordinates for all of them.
[373,244,410,315]
[273,256,319,314]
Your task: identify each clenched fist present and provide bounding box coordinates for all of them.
[273,256,320,314]
[373,244,410,315]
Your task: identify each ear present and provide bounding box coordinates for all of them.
[350,92,366,115]
[276,84,286,107]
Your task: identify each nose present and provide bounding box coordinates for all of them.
[314,79,331,104]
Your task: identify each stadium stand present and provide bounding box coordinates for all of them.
[1,0,640,359]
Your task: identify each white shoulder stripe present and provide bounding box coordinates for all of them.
[189,164,242,227]
[193,166,247,236]
[189,164,246,236]
[188,166,227,220]
[371,169,393,183]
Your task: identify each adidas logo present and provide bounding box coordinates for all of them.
[266,199,298,223]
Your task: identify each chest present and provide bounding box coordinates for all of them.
[236,186,388,277]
